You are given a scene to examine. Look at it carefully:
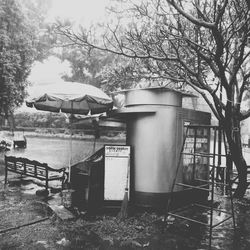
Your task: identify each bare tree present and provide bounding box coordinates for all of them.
[56,0,250,198]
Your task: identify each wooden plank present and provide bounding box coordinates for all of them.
[48,205,75,221]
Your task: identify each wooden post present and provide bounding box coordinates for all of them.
[4,156,8,185]
[45,164,49,191]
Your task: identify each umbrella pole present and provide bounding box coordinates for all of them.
[69,132,72,183]
[92,118,99,154]
[68,101,74,185]
[68,116,73,184]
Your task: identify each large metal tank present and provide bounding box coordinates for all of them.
[110,87,211,209]
[124,88,183,208]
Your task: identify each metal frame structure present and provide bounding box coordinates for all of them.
[165,125,236,249]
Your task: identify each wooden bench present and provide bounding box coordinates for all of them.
[5,155,66,191]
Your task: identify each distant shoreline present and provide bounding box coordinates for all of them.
[0,129,126,143]
[25,133,126,143]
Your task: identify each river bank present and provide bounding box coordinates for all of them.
[0,128,126,143]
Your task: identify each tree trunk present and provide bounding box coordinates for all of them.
[224,122,248,198]
[7,113,15,135]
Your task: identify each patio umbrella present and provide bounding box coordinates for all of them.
[26,82,113,115]
[26,81,113,183]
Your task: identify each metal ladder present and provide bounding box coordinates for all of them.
[164,125,236,249]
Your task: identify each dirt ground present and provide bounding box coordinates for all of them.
[1,174,250,250]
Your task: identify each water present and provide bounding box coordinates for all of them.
[5,136,124,169]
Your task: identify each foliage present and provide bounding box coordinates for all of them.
[60,45,114,89]
[100,58,154,92]
[0,0,53,118]
[14,112,67,128]
[52,21,117,91]
[19,0,55,61]
[54,21,146,93]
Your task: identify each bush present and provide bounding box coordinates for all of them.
[14,112,67,128]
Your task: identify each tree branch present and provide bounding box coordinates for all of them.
[185,79,222,120]
[166,0,215,28]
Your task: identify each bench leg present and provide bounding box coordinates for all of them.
[45,179,48,191]
[62,171,66,190]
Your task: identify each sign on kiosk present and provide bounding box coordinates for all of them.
[104,145,131,200]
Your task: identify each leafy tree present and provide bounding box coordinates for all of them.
[56,0,250,197]
[19,0,54,61]
[0,0,52,125]
[59,45,114,88]
[51,20,117,90]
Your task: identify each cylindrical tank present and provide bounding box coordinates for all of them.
[111,87,210,209]
[123,88,183,208]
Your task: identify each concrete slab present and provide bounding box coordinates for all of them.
[48,204,75,221]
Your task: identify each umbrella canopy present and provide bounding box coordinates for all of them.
[26,81,113,184]
[26,82,113,115]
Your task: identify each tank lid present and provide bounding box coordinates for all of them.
[112,86,197,97]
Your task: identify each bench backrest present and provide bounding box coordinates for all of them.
[5,155,48,178]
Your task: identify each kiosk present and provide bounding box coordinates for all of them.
[110,87,211,209]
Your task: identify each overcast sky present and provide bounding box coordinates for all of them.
[46,0,110,25]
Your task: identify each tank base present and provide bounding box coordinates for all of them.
[133,190,209,211]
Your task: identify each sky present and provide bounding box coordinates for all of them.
[27,56,71,92]
[46,0,110,25]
